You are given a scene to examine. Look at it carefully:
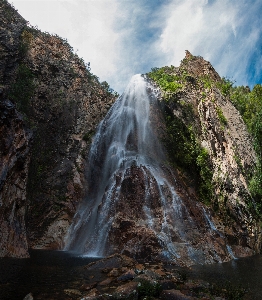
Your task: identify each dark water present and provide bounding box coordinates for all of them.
[1,251,262,300]
[0,250,100,300]
[189,254,262,299]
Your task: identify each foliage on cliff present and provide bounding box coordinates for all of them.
[147,64,214,205]
[164,106,213,204]
[147,54,260,221]
[230,84,262,206]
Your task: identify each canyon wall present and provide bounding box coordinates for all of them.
[0,0,116,257]
[147,52,261,259]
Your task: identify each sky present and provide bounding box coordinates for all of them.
[9,0,262,94]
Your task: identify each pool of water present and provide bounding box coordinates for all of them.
[1,250,262,299]
[0,250,100,300]
[189,254,262,299]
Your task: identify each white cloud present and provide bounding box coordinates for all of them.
[9,0,262,93]
[157,0,261,86]
[10,0,120,89]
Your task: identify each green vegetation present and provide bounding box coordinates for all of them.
[19,29,33,57]
[137,279,162,299]
[83,130,95,142]
[9,63,35,115]
[148,62,262,212]
[148,65,215,204]
[230,84,262,205]
[216,106,228,126]
[216,77,234,97]
[101,81,119,97]
[196,148,213,204]
[8,27,36,119]
[147,66,183,101]
[164,108,213,204]
[209,281,247,300]
[201,75,213,90]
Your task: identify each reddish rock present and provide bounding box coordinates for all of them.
[107,268,120,277]
[98,278,113,286]
[154,269,167,277]
[81,288,100,299]
[80,282,97,291]
[135,264,145,271]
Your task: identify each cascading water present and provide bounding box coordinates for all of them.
[64,74,235,265]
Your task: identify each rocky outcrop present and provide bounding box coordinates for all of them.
[147,52,261,260]
[0,100,32,258]
[59,254,244,299]
[0,0,116,256]
[22,29,116,250]
[0,1,30,257]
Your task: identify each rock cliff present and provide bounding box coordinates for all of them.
[0,0,116,257]
[147,51,261,260]
[0,0,30,257]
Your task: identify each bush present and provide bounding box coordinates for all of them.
[216,77,234,97]
[137,279,162,298]
[216,106,227,126]
[147,67,183,101]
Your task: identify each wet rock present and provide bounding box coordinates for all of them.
[80,282,97,291]
[107,268,120,277]
[98,278,113,286]
[23,293,33,300]
[135,263,145,272]
[81,288,100,300]
[0,101,32,258]
[64,288,82,296]
[160,289,194,300]
[154,269,167,277]
[117,269,136,281]
[144,268,163,280]
[159,280,178,290]
[86,254,136,270]
[134,274,154,282]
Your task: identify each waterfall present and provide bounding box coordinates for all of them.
[64,74,233,264]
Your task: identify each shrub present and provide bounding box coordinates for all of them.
[137,279,162,298]
[216,106,227,126]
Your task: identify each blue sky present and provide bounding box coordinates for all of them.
[9,0,262,93]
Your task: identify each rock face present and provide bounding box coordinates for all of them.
[0,0,116,256]
[0,99,32,257]
[0,1,30,257]
[23,27,116,250]
[147,52,261,260]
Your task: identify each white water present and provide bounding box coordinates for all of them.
[64,74,232,263]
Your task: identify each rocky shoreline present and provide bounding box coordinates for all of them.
[21,254,248,300]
